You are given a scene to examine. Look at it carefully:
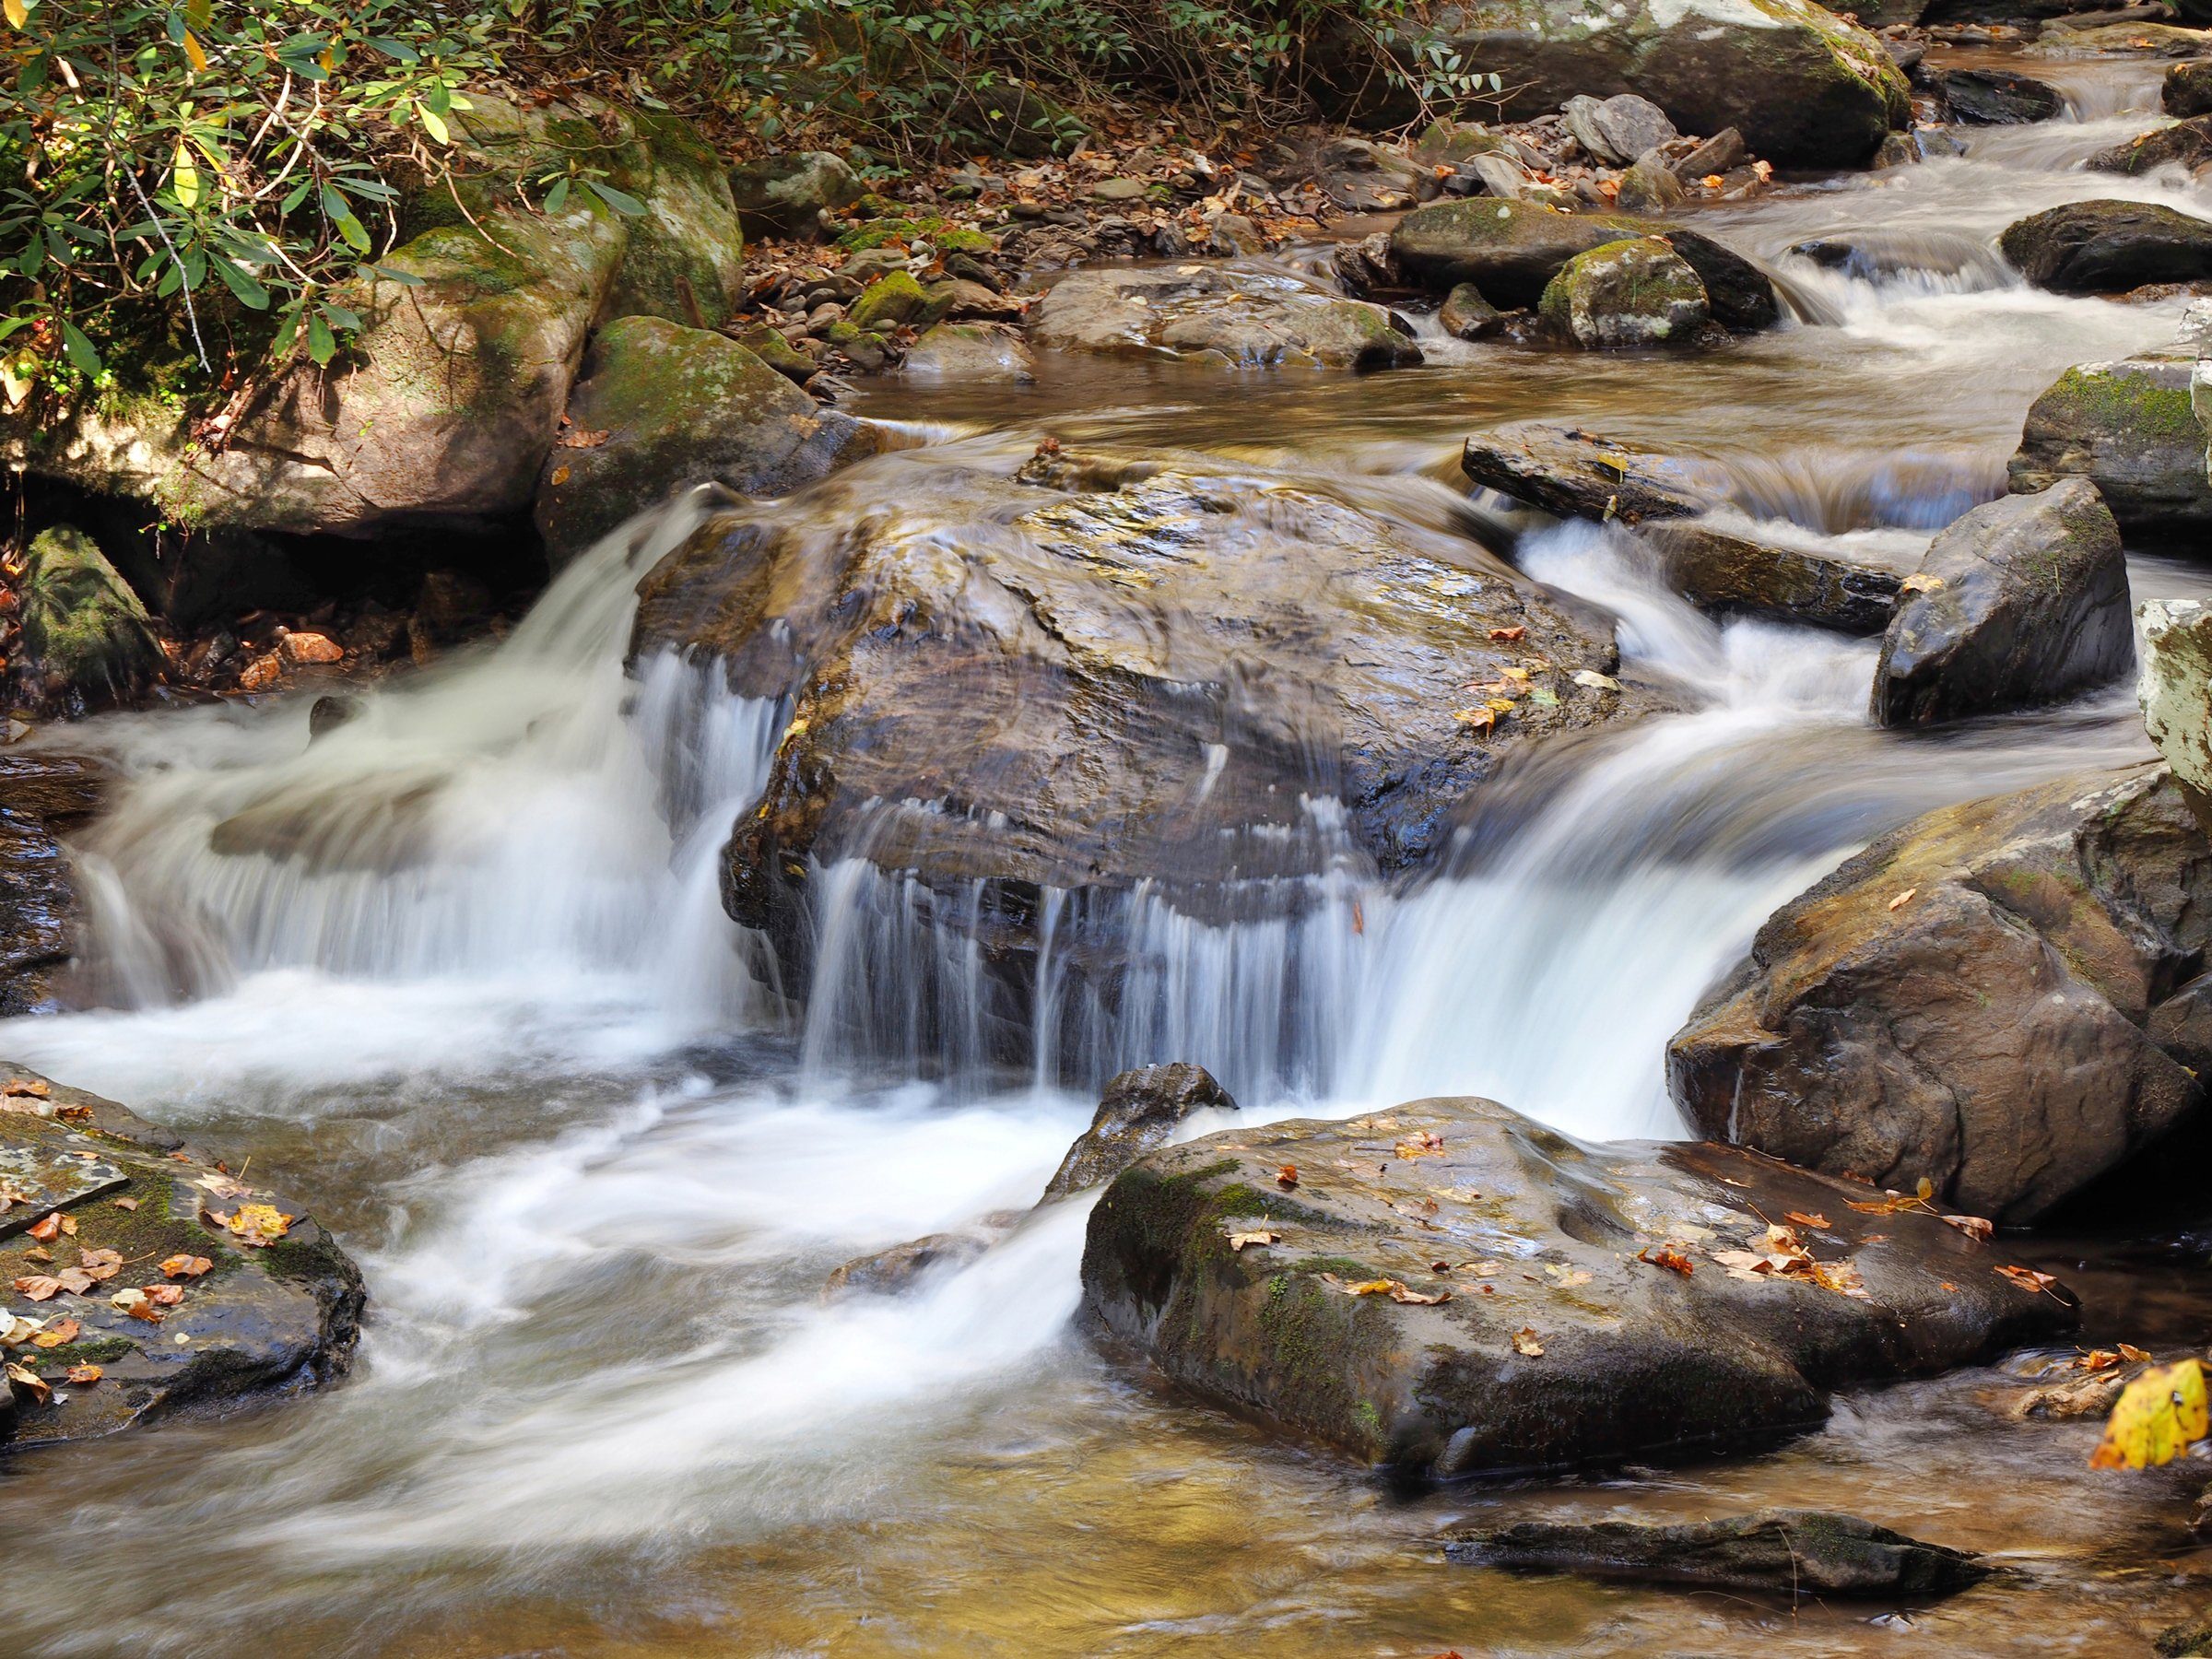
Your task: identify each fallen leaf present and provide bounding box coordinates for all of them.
[6,1359,49,1404]
[126,1301,164,1324]
[1275,1165,1299,1190]
[1227,1230,1279,1253]
[65,1364,100,1384]
[194,1171,253,1200]
[1700,173,1724,188]
[110,1288,147,1312]
[76,1248,123,1283]
[2,1077,50,1098]
[1465,1260,1503,1277]
[143,1283,185,1307]
[1900,571,1946,595]
[2121,1342,2153,1362]
[1394,1132,1447,1159]
[112,1196,139,1212]
[1995,1265,2060,1296]
[1512,1327,1545,1358]
[2090,1359,2208,1470]
[1390,1284,1451,1305]
[549,464,571,487]
[1638,1244,1695,1277]
[1571,669,1623,692]
[1941,1214,1994,1243]
[1784,1211,1830,1230]
[1346,1278,1400,1296]
[53,1268,93,1295]
[12,1275,60,1301]
[0,1312,41,1345]
[26,1212,65,1242]
[1488,626,1525,642]
[160,1254,213,1279]
[1887,888,1917,911]
[30,1317,77,1347]
[553,425,610,449]
[21,1245,49,1263]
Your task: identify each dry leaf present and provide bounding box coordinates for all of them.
[109,1287,147,1312]
[1511,1327,1545,1358]
[112,1196,139,1212]
[12,1275,60,1302]
[1887,888,1917,911]
[76,1248,123,1283]
[1394,1133,1447,1160]
[1226,1230,1279,1253]
[6,1359,49,1404]
[553,425,610,449]
[1487,626,1526,642]
[1900,572,1947,595]
[2,1077,50,1098]
[1995,1265,2060,1296]
[160,1254,213,1279]
[194,1171,253,1200]
[1784,1211,1830,1230]
[1346,1278,1400,1296]
[2090,1359,2208,1471]
[30,1317,77,1348]
[1638,1244,1695,1277]
[26,1213,59,1243]
[65,1364,100,1385]
[1941,1214,1994,1243]
[53,1268,93,1295]
[2121,1342,2153,1362]
[1571,669,1623,691]
[1390,1284,1450,1305]
[143,1283,185,1307]
[1275,1166,1299,1190]
[21,1245,49,1263]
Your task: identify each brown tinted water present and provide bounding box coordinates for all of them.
[1,47,2209,1659]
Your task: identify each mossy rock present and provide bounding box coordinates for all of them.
[605,109,747,329]
[1538,236,1710,348]
[736,325,817,385]
[1391,200,1653,306]
[17,524,162,707]
[2008,358,2212,532]
[848,271,950,331]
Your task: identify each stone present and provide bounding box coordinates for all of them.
[1438,282,1505,339]
[1672,126,1748,180]
[1614,150,1685,214]
[0,751,93,1013]
[0,1065,364,1450]
[1444,1512,1988,1599]
[2027,21,2212,58]
[2000,198,2212,291]
[1043,1064,1237,1199]
[307,694,361,742]
[901,322,1037,382]
[1332,231,1406,299]
[735,324,818,386]
[1638,521,1900,633]
[1078,1095,2072,1476]
[1465,152,1534,201]
[278,630,343,665]
[2089,114,2212,175]
[1667,762,2209,1224]
[1659,229,1783,332]
[1090,177,1147,202]
[1391,200,1651,307]
[824,1232,990,1296]
[1564,93,1678,166]
[604,110,747,330]
[2140,599,2212,835]
[1460,421,1730,521]
[1539,237,1709,348]
[2168,58,2212,116]
[1871,479,2132,726]
[1029,267,1421,371]
[1937,66,2064,124]
[849,270,950,332]
[633,450,1666,1001]
[2008,358,2212,533]
[533,316,878,567]
[727,150,864,239]
[13,525,162,711]
[1788,229,1998,284]
[1313,136,1436,211]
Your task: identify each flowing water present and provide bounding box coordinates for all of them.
[3,49,2211,1658]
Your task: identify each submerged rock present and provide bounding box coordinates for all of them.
[902,321,1038,382]
[1539,238,1710,349]
[1029,267,1420,371]
[1043,1064,1237,1199]
[2008,358,2212,534]
[0,752,102,1015]
[532,317,878,566]
[1461,421,1730,521]
[14,525,163,711]
[1078,1096,2071,1477]
[1444,1512,1989,1598]
[0,1065,363,1449]
[1998,198,2212,293]
[1668,763,2209,1224]
[1638,521,1900,634]
[824,1231,991,1297]
[1870,478,2132,726]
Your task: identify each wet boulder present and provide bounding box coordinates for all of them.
[1649,229,1781,333]
[1369,0,1909,169]
[902,322,1037,382]
[1638,520,1901,634]
[728,150,864,240]
[1029,267,1420,371]
[2089,115,2212,175]
[2140,599,2212,835]
[2168,59,2212,117]
[0,1065,364,1448]
[1043,1064,1237,1199]
[0,752,101,1016]
[1461,421,1730,522]
[824,1231,991,1297]
[1936,66,2063,124]
[632,447,1666,1008]
[1391,200,1651,308]
[1538,238,1709,349]
[532,316,878,567]
[1667,763,2211,1224]
[2009,358,2212,533]
[1438,283,1505,339]
[1998,199,2212,293]
[1870,478,2132,726]
[1444,1512,1989,1599]
[13,525,163,711]
[1078,1095,2072,1476]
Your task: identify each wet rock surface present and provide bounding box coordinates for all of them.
[1044,1064,1237,1199]
[1539,237,1710,349]
[1443,1511,1990,1599]
[2009,356,2212,532]
[1392,201,1653,308]
[0,752,102,1017]
[1461,422,1729,522]
[1029,266,1420,371]
[1999,198,2212,292]
[1668,763,2210,1224]
[2142,599,2212,834]
[1078,1096,2072,1477]
[1638,521,1901,634]
[1937,66,2064,124]
[1871,478,2133,726]
[2168,57,2212,116]
[0,1065,363,1448]
[2088,113,2212,175]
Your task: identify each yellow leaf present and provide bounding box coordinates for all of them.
[1225,1230,1278,1253]
[418,103,450,146]
[1512,1327,1544,1357]
[3,0,26,30]
[2090,1359,2209,1470]
[173,144,200,209]
[1900,572,1946,596]
[182,30,206,72]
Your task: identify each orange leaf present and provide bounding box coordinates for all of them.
[1638,1244,1695,1277]
[1784,1211,1830,1230]
[26,1213,59,1242]
[160,1254,212,1279]
[65,1363,100,1384]
[1275,1165,1298,1189]
[29,1317,77,1347]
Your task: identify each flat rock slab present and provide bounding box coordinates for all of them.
[1462,421,1731,523]
[1444,1510,1990,1599]
[0,1066,363,1449]
[1079,1096,2072,1479]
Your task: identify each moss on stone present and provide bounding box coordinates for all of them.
[2044,365,2202,445]
[18,524,161,701]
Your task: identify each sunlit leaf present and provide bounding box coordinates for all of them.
[2090,1359,2209,1471]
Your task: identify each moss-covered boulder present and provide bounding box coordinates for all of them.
[605,110,747,328]
[14,525,163,709]
[2141,598,2212,835]
[2088,113,2212,175]
[728,150,864,240]
[2007,357,2212,532]
[848,270,949,332]
[1539,237,1710,348]
[1079,1094,2071,1475]
[1999,198,2212,293]
[1392,200,1652,307]
[1669,764,2211,1224]
[532,316,878,566]
[2168,57,2212,117]
[1029,266,1421,371]
[1370,0,1909,169]
[0,1064,363,1449]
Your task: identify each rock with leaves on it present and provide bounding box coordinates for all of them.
[14,525,162,710]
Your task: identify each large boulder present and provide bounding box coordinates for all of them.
[13,525,163,711]
[631,447,1666,1017]
[604,110,747,329]
[1667,763,2211,1224]
[2141,599,2212,834]
[1029,267,1420,371]
[0,752,101,1016]
[1461,421,1730,521]
[531,317,877,566]
[727,150,864,240]
[0,1065,363,1448]
[2088,115,2212,176]
[1998,199,2212,294]
[1043,1064,1237,1198]
[1373,0,1910,169]
[1936,67,2063,125]
[1391,201,1649,307]
[1539,237,1710,349]
[2168,59,2212,117]
[1638,520,1900,634]
[1870,479,2132,726]
[1078,1095,2072,1477]
[2007,358,2212,534]
[2026,21,2212,58]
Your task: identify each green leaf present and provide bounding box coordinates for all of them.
[214,257,270,310]
[59,320,100,378]
[281,180,312,215]
[307,312,335,365]
[333,211,371,253]
[583,180,645,217]
[319,301,361,331]
[541,174,570,213]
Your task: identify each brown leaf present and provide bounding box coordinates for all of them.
[1511,1327,1545,1358]
[6,1359,49,1404]
[112,1196,139,1212]
[64,1363,100,1385]
[30,1317,77,1348]
[1638,1244,1695,1277]
[142,1283,184,1307]
[12,1275,60,1301]
[1941,1213,1994,1243]
[1226,1230,1279,1253]
[22,1245,50,1263]
[126,1301,164,1325]
[1393,1132,1447,1160]
[1390,1284,1450,1305]
[2,1077,50,1098]
[553,425,610,449]
[160,1254,213,1279]
[1487,626,1526,643]
[1995,1265,2060,1296]
[2121,1342,2153,1362]
[1783,1211,1830,1230]
[53,1268,93,1295]
[76,1248,123,1283]
[1275,1165,1299,1190]
[26,1212,59,1242]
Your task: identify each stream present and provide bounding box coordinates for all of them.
[2,46,2210,1659]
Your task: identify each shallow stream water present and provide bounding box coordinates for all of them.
[3,48,2211,1659]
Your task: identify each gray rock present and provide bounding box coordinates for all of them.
[1540,237,1709,348]
[2140,598,2212,835]
[1639,521,1900,633]
[1565,93,1678,165]
[1661,229,1783,332]
[1938,67,2064,124]
[727,150,863,238]
[1461,421,1730,521]
[1615,150,1685,214]
[1445,1512,1988,1599]
[902,322,1037,382]
[1044,1064,1237,1198]
[1079,1095,2073,1475]
[1872,479,2132,726]
[1672,126,1748,179]
[0,753,100,1016]
[1669,763,2207,1224]
[2008,357,2212,532]
[14,525,162,711]
[1439,282,1506,339]
[1465,152,1534,201]
[824,1232,990,1296]
[1392,200,1651,306]
[1030,267,1420,371]
[2167,57,2212,116]
[1999,198,2212,293]
[1332,231,1406,298]
[2089,114,2212,175]
[1090,177,1147,202]
[1314,136,1437,210]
